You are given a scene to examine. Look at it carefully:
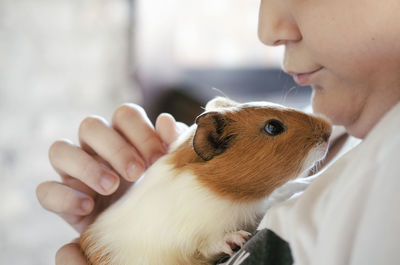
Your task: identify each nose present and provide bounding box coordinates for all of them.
[322,132,331,143]
[258,0,302,46]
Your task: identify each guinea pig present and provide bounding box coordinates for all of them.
[80,97,332,265]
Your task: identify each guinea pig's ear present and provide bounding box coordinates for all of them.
[193,111,236,161]
[205,96,239,111]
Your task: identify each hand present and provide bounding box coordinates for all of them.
[36,104,187,263]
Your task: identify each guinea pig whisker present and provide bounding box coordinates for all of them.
[211,87,230,99]
[281,86,297,104]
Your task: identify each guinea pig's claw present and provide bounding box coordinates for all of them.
[221,243,234,256]
[223,230,252,254]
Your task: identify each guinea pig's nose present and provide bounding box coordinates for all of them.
[322,132,331,143]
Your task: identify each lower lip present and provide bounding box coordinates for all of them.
[293,68,322,86]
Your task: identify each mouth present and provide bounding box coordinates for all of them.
[287,67,323,86]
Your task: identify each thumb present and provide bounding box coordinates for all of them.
[155,113,188,147]
[56,239,88,265]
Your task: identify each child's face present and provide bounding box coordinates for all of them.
[258,0,400,137]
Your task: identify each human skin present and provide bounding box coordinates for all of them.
[37,106,185,233]
[258,0,400,138]
[39,0,400,264]
[37,108,186,264]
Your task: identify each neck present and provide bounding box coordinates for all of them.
[346,92,400,139]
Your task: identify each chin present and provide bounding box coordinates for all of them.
[311,87,345,126]
[311,87,332,118]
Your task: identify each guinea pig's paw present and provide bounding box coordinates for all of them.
[224,230,252,251]
[213,230,252,256]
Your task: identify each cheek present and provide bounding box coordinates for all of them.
[303,0,400,79]
[294,0,400,127]
[304,12,400,126]
[309,38,400,126]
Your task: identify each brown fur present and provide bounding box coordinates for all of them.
[80,232,111,265]
[169,103,331,202]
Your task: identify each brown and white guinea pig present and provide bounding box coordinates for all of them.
[80,97,332,265]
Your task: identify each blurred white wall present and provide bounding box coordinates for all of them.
[135,0,283,80]
[0,0,139,264]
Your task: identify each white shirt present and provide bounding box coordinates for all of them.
[261,102,400,265]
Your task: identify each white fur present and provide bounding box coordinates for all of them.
[204,96,289,112]
[84,155,266,265]
[301,142,329,173]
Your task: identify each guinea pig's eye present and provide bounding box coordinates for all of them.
[264,119,286,136]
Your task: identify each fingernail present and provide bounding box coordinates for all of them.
[100,174,117,192]
[81,199,92,212]
[126,162,144,181]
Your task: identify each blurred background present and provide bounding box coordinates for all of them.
[0,0,311,264]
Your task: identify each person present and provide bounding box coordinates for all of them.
[36,0,400,264]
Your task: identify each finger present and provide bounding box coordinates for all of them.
[49,140,120,195]
[112,104,167,166]
[56,241,88,265]
[156,113,189,146]
[79,115,146,182]
[61,175,96,198]
[58,213,92,233]
[36,181,94,216]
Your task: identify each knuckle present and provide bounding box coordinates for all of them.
[108,142,147,170]
[141,132,158,147]
[110,143,136,164]
[81,159,102,182]
[60,188,76,211]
